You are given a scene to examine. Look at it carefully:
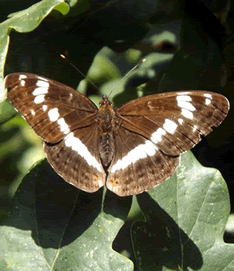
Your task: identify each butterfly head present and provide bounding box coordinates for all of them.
[99,96,112,107]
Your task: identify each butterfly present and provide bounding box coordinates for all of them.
[5,73,229,196]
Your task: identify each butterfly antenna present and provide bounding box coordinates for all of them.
[60,54,99,92]
[107,58,146,98]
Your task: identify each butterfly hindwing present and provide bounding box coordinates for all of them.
[107,125,179,196]
[44,123,106,193]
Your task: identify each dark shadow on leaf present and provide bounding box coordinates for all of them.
[103,190,132,218]
[35,170,102,248]
[3,160,131,249]
[132,192,203,271]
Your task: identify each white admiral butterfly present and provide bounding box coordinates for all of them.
[5,73,229,196]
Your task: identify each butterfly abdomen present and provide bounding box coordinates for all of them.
[98,96,115,167]
[99,133,115,167]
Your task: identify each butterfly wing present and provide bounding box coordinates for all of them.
[116,91,229,156]
[44,123,105,193]
[107,91,229,196]
[5,73,98,143]
[5,73,106,192]
[107,125,179,196]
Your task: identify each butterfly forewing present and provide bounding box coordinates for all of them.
[116,91,229,156]
[5,73,98,143]
[5,72,230,196]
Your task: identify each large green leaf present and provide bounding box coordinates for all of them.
[132,151,233,270]
[0,160,133,271]
[0,0,75,102]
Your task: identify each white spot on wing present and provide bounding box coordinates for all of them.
[48,108,60,121]
[177,101,195,111]
[20,80,26,86]
[42,105,47,111]
[181,109,193,119]
[203,94,212,105]
[32,87,48,96]
[57,118,70,134]
[204,93,212,98]
[178,118,183,124]
[110,140,157,173]
[64,132,102,172]
[30,109,35,116]
[176,95,192,102]
[38,76,48,81]
[151,128,166,143]
[36,80,49,88]
[178,92,189,95]
[19,75,27,79]
[34,95,45,104]
[163,119,178,134]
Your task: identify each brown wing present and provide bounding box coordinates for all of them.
[6,73,106,193]
[5,73,97,143]
[107,91,229,196]
[44,123,106,193]
[106,125,179,196]
[116,91,229,156]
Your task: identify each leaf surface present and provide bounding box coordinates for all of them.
[0,160,133,271]
[133,151,233,271]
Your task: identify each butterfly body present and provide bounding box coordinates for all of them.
[98,96,116,167]
[5,73,229,196]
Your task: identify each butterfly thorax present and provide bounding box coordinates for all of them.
[98,96,115,168]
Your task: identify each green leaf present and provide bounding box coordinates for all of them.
[0,160,133,271]
[0,99,16,125]
[53,2,71,15]
[0,0,73,103]
[132,151,232,270]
